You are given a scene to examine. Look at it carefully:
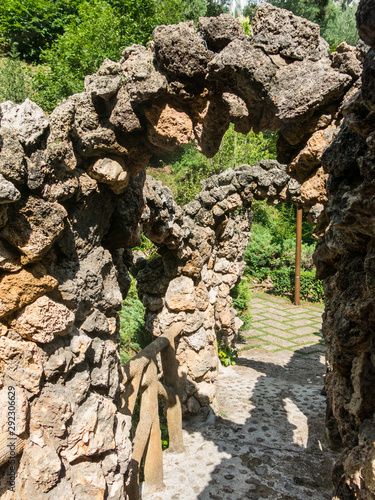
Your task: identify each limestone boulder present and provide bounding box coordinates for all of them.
[356,0,375,50]
[300,167,329,206]
[0,173,21,203]
[198,14,247,52]
[165,276,196,312]
[63,393,116,463]
[121,44,167,103]
[0,127,26,184]
[362,48,375,111]
[11,296,75,343]
[84,73,122,100]
[331,42,363,80]
[88,156,129,194]
[0,196,67,264]
[53,247,122,320]
[0,264,58,318]
[0,337,43,394]
[288,125,337,181]
[30,385,73,439]
[193,97,230,158]
[0,99,48,147]
[184,327,207,352]
[252,2,328,61]
[145,103,194,151]
[153,22,213,79]
[208,38,277,118]
[270,59,352,123]
[109,87,142,133]
[70,461,106,499]
[17,442,62,494]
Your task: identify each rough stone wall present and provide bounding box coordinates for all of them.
[314,0,375,497]
[135,161,303,416]
[0,2,365,497]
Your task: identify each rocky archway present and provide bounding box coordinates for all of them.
[0,1,374,498]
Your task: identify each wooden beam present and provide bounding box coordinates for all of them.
[294,207,303,306]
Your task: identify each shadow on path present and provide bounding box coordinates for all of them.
[192,344,334,500]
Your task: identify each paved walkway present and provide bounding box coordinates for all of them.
[144,293,335,500]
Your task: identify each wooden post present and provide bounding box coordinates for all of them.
[160,342,184,453]
[294,207,303,306]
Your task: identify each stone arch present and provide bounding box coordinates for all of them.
[0,1,374,498]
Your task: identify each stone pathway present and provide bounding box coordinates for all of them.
[143,293,335,500]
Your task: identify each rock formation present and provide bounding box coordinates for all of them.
[0,1,371,497]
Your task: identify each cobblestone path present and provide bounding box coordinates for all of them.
[144,294,335,500]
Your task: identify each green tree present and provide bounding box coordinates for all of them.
[0,0,81,61]
[31,0,125,112]
[206,0,230,16]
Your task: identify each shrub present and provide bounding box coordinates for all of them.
[230,279,252,331]
[270,267,324,302]
[0,49,30,102]
[119,277,152,364]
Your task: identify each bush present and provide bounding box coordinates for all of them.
[270,267,324,302]
[119,277,152,364]
[0,0,80,61]
[230,279,252,331]
[31,0,126,112]
[0,50,30,102]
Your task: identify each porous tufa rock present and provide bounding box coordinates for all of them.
[165,276,196,311]
[198,14,247,52]
[0,127,26,184]
[11,296,75,343]
[0,337,43,393]
[121,44,168,103]
[0,196,67,264]
[251,2,328,61]
[84,74,122,100]
[0,99,48,147]
[62,393,117,463]
[0,264,58,318]
[0,173,21,203]
[88,157,130,194]
[153,21,213,79]
[145,103,195,150]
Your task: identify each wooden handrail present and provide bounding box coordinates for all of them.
[122,322,184,499]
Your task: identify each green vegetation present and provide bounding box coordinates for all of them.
[270,267,324,302]
[152,126,277,206]
[0,0,230,111]
[0,48,31,102]
[244,200,323,302]
[119,277,152,363]
[230,278,252,331]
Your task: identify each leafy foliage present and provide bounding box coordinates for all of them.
[151,125,277,206]
[0,48,30,102]
[230,279,252,331]
[0,0,80,61]
[119,277,151,364]
[244,200,321,302]
[31,0,126,112]
[270,267,324,302]
[218,343,238,366]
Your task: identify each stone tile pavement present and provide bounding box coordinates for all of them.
[143,293,335,500]
[240,294,325,355]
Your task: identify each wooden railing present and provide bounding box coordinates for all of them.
[121,322,184,499]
